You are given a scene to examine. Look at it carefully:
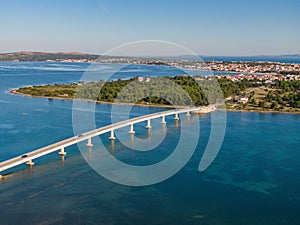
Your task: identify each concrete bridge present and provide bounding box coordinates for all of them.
[0,107,203,179]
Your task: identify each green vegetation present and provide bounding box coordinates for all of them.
[217,77,262,97]
[14,76,300,112]
[16,76,216,107]
[266,80,300,108]
[17,84,77,98]
[0,52,98,62]
[224,79,300,112]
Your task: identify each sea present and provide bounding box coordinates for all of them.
[0,62,299,225]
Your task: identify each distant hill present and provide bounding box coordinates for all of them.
[0,51,99,62]
[1,52,300,63]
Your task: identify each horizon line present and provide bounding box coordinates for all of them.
[0,51,299,58]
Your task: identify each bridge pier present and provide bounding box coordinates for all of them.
[146,119,152,129]
[109,129,116,140]
[86,137,93,147]
[147,128,151,137]
[110,140,115,152]
[129,123,135,134]
[161,115,166,124]
[26,159,34,166]
[0,108,203,178]
[58,147,67,156]
[61,155,65,164]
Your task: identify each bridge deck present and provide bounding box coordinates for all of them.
[0,107,201,176]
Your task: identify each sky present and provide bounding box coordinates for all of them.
[0,0,300,56]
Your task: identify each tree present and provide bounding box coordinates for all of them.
[258,101,265,108]
[251,98,257,105]
[292,100,300,108]
[271,102,278,109]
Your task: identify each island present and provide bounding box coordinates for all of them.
[11,75,300,113]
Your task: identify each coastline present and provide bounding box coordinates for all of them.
[224,108,300,115]
[9,89,178,109]
[10,89,300,114]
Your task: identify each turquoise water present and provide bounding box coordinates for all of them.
[0,62,299,225]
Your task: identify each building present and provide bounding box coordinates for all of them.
[238,97,249,104]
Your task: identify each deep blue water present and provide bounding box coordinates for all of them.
[0,62,299,225]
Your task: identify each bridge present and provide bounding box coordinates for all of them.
[0,107,203,179]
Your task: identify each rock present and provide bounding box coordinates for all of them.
[193,105,216,114]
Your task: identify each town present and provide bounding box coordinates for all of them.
[1,52,300,79]
[215,73,300,82]
[93,56,300,77]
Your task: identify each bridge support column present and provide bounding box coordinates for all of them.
[146,119,152,129]
[161,115,166,124]
[0,175,3,180]
[109,129,116,140]
[129,124,135,134]
[58,147,67,156]
[26,159,34,166]
[186,111,191,117]
[174,113,179,120]
[86,137,93,147]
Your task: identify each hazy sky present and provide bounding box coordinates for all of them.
[0,0,300,56]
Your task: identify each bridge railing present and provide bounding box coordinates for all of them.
[0,106,201,177]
